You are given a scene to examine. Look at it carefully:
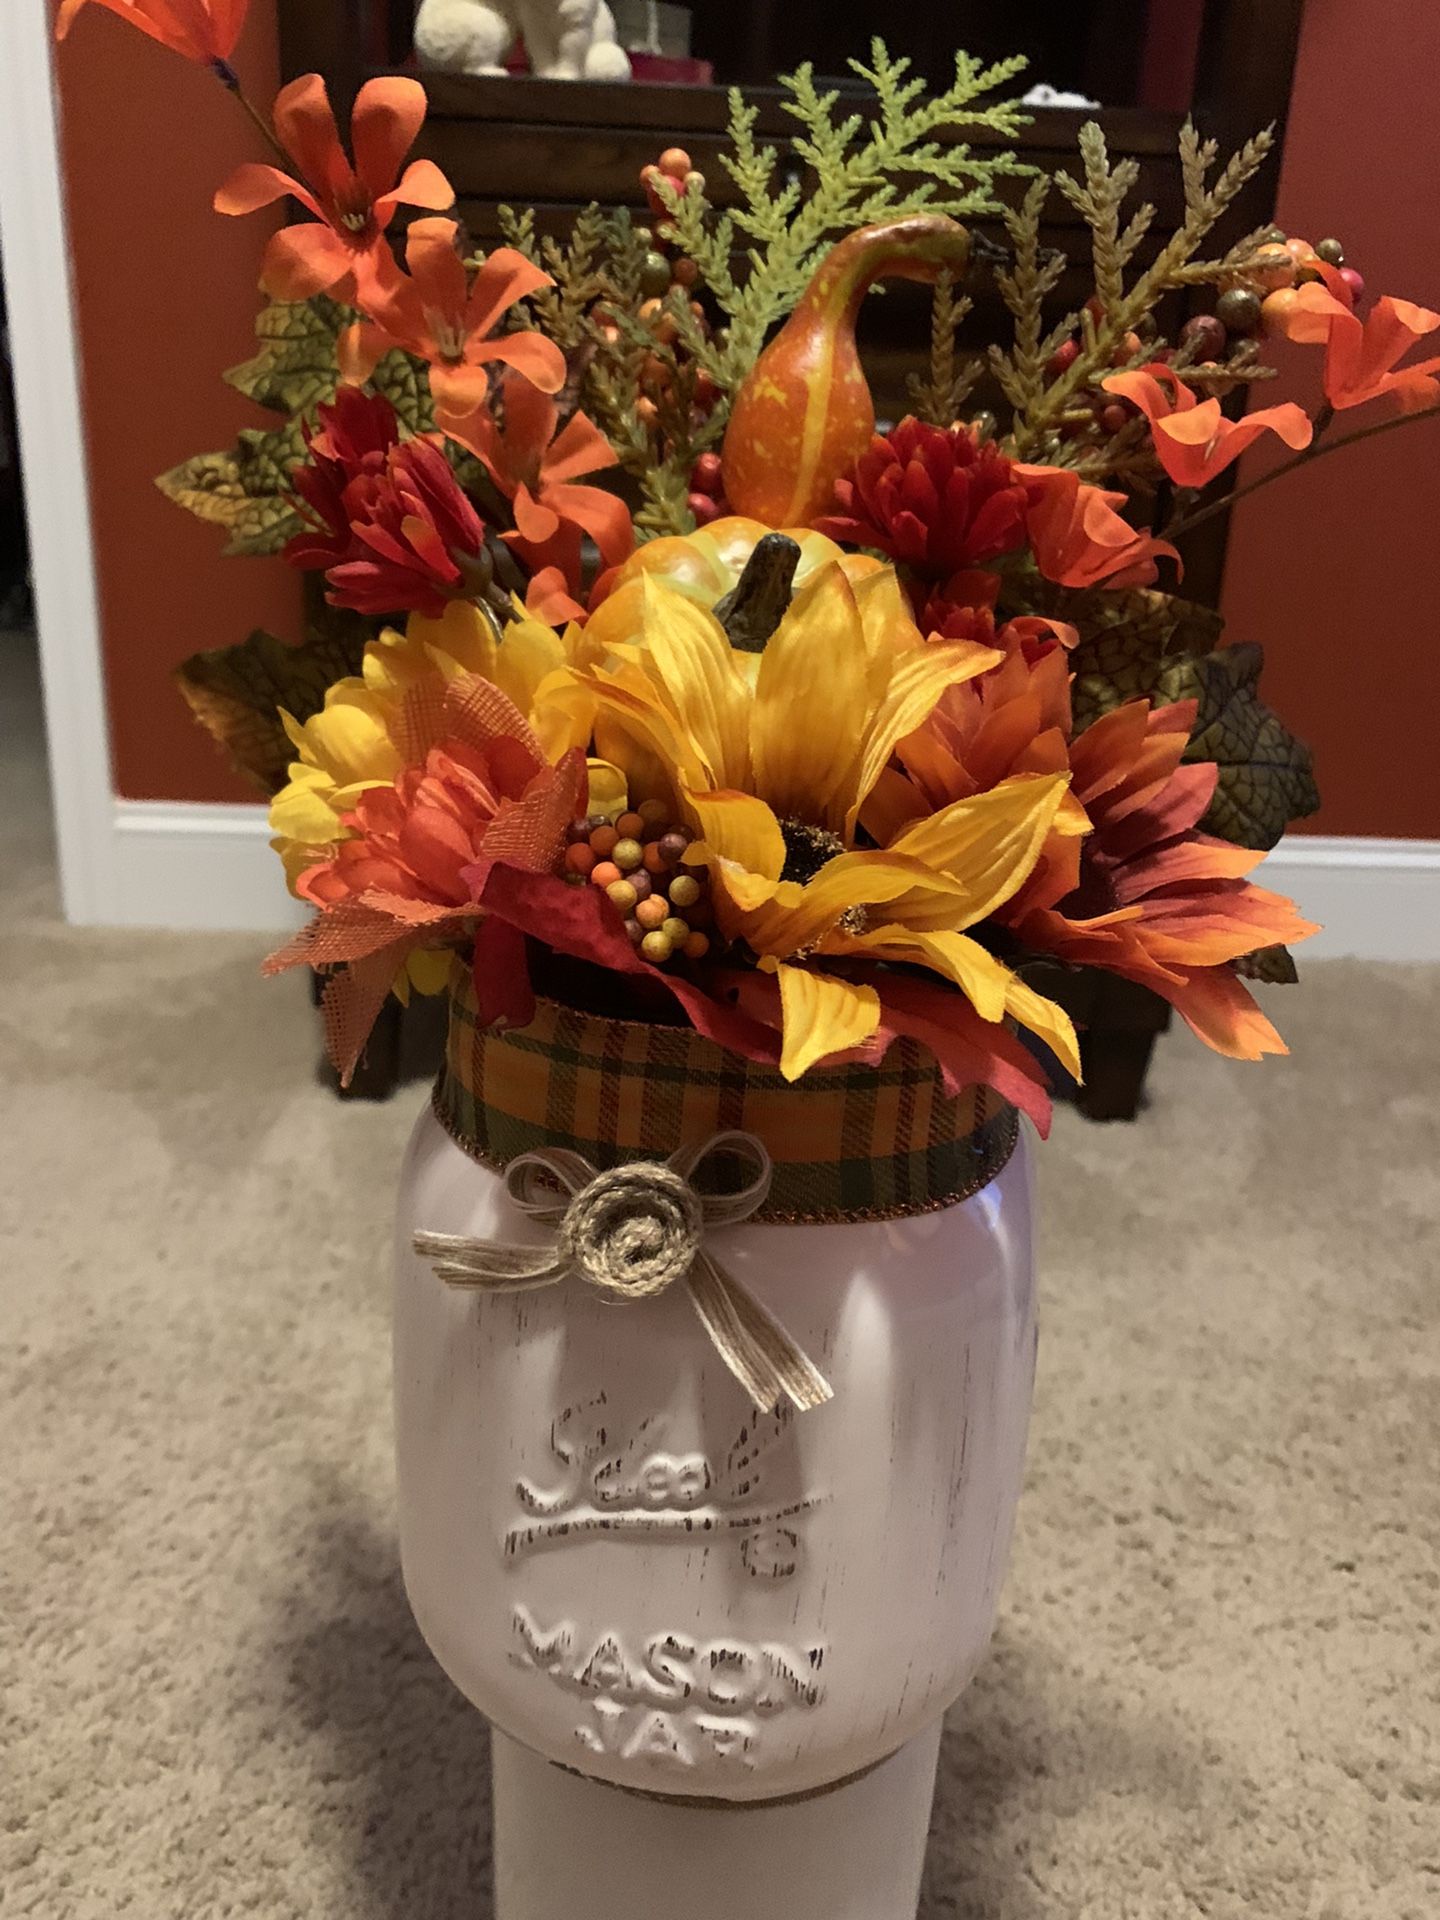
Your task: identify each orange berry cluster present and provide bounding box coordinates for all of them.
[624,146,723,442]
[563,801,712,966]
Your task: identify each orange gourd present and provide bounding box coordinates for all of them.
[721,215,972,528]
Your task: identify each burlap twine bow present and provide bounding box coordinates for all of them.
[413,1131,833,1414]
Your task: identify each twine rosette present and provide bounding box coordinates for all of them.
[413,969,1019,1414]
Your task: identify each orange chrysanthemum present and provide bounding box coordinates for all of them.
[1009,700,1319,1059]
[214,75,454,304]
[266,673,585,1081]
[56,0,249,63]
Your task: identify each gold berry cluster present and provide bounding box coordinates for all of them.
[564,801,712,966]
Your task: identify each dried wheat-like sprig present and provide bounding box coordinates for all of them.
[1002,118,1275,460]
[907,273,980,425]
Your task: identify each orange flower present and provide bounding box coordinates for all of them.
[214,75,454,303]
[1010,700,1319,1059]
[266,672,586,1082]
[56,0,249,63]
[340,218,565,422]
[1102,364,1313,487]
[863,640,1074,847]
[1016,464,1179,590]
[448,371,634,605]
[1267,280,1440,412]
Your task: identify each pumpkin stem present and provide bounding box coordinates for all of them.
[714,533,802,653]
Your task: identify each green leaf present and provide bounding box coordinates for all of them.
[223,294,349,415]
[1182,641,1319,851]
[174,619,370,794]
[156,418,309,557]
[369,346,435,433]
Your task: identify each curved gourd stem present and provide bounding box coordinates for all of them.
[722,216,972,529]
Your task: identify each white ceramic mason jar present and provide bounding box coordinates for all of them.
[393,987,1038,1920]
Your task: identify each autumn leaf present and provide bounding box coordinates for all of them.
[175,620,370,794]
[156,419,309,556]
[1055,588,1318,850]
[1063,586,1224,728]
[1182,641,1319,850]
[1235,945,1300,984]
[162,292,436,556]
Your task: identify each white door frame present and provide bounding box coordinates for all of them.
[0,0,294,932]
[0,0,117,924]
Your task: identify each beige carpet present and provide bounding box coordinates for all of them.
[2,628,1437,1918]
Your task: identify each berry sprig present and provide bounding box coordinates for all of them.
[564,801,713,965]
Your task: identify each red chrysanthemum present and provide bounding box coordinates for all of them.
[816,418,1029,582]
[284,386,490,617]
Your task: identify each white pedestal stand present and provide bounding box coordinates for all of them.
[491,1724,943,1920]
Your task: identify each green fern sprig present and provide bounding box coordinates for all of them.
[657,39,1032,385]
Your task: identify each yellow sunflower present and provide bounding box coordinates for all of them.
[568,563,1087,1080]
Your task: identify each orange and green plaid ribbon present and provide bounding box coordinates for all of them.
[433,972,1018,1225]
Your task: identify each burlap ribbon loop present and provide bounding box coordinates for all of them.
[413,1131,833,1415]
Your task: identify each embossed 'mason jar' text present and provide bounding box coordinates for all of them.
[511,1606,827,1771]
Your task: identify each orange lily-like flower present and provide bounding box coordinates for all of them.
[1016,464,1179,590]
[448,371,634,611]
[214,75,454,304]
[567,565,1084,1081]
[1010,700,1319,1060]
[1102,364,1313,487]
[56,0,248,63]
[1268,280,1440,413]
[340,218,566,423]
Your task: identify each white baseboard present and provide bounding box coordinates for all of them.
[1258,835,1440,962]
[87,800,305,932]
[76,810,1440,956]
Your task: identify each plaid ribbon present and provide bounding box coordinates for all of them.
[433,971,1018,1225]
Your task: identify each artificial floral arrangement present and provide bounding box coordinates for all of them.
[57,2,1440,1126]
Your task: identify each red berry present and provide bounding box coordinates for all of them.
[1180,313,1227,360]
[1045,339,1080,378]
[1100,403,1131,434]
[688,491,720,526]
[658,146,692,180]
[691,452,723,495]
[1339,266,1366,302]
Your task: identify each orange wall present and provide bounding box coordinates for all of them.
[56,0,299,803]
[1220,0,1440,839]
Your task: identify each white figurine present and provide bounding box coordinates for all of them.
[415,0,633,82]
